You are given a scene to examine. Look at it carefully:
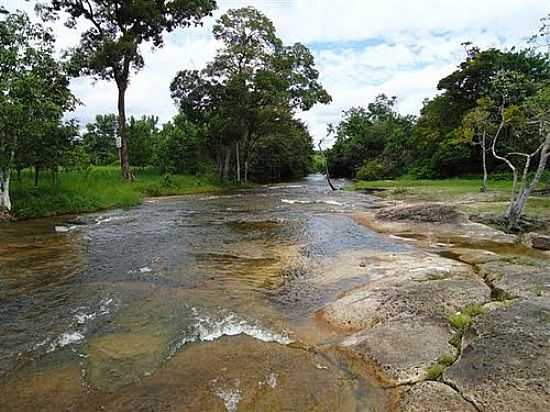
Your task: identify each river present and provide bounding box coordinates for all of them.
[0,175,410,411]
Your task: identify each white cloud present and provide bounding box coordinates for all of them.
[2,0,549,145]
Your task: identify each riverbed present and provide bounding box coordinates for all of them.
[0,175,412,411]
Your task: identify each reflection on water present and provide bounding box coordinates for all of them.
[0,175,405,411]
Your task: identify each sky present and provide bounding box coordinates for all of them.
[2,0,549,146]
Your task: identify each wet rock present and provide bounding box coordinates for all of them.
[400,381,477,412]
[324,276,490,331]
[479,261,550,299]
[531,234,550,251]
[0,366,83,411]
[375,203,466,224]
[86,333,168,391]
[354,210,517,247]
[444,299,550,411]
[320,251,489,331]
[445,248,501,265]
[82,335,360,412]
[342,318,456,384]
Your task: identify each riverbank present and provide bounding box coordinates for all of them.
[8,167,225,220]
[314,196,550,410]
[354,178,550,230]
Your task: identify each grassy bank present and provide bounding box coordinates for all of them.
[354,178,550,221]
[10,167,224,220]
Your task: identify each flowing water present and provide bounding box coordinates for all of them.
[0,175,409,411]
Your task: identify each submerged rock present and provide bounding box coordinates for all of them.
[400,381,477,412]
[444,299,550,411]
[81,335,360,412]
[0,365,83,411]
[86,333,168,391]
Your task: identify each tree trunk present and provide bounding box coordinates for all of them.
[481,132,488,192]
[223,146,231,182]
[235,141,241,183]
[0,168,12,212]
[318,141,337,191]
[34,165,39,188]
[505,137,550,231]
[117,83,133,181]
[51,167,58,187]
[244,160,249,184]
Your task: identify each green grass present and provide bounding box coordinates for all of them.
[426,363,446,380]
[10,166,225,220]
[354,178,550,221]
[425,353,458,381]
[449,312,473,331]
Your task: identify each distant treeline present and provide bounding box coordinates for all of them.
[327,47,550,182]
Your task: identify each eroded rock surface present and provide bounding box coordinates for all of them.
[444,299,550,411]
[342,318,456,384]
[353,204,517,246]
[444,248,501,265]
[375,204,466,224]
[479,260,550,299]
[319,251,488,331]
[400,381,478,412]
[316,251,490,386]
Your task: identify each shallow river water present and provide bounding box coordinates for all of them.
[0,175,409,411]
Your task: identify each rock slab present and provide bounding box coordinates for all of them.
[444,299,550,412]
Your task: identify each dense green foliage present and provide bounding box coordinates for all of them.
[82,114,118,166]
[0,11,76,211]
[328,48,550,181]
[170,7,330,183]
[328,95,414,179]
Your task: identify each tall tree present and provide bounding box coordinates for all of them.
[36,0,217,180]
[171,7,331,183]
[0,11,75,213]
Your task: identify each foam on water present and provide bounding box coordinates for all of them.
[55,225,79,233]
[194,311,292,345]
[268,185,305,190]
[281,199,344,206]
[281,199,311,205]
[215,386,241,412]
[43,297,115,353]
[57,332,85,347]
[266,372,278,389]
[170,309,293,357]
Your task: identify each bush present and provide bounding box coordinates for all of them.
[406,159,437,179]
[356,159,390,181]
